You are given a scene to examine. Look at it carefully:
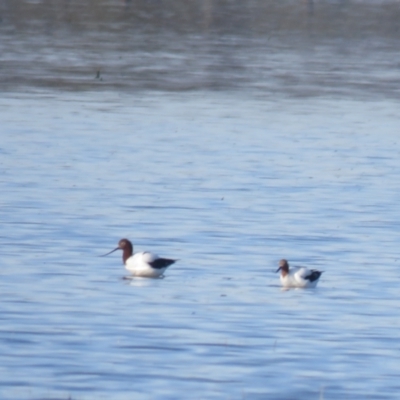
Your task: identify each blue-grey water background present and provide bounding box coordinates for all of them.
[1,1,400,399]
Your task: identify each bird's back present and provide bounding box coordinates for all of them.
[125,251,174,277]
[293,266,322,287]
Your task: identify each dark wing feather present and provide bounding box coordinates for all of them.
[304,269,323,282]
[149,258,176,270]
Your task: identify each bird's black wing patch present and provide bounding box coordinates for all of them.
[149,258,176,269]
[305,270,323,282]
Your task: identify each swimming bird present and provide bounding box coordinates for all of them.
[101,238,176,278]
[276,259,323,288]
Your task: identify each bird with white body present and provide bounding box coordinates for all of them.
[101,238,176,278]
[276,259,323,288]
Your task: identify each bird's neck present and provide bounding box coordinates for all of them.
[280,264,289,277]
[122,243,133,263]
[280,269,288,277]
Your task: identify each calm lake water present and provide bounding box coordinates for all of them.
[1,1,400,399]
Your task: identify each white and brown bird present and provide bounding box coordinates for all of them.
[276,259,323,288]
[101,238,176,278]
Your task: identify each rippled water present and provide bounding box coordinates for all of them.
[1,1,400,399]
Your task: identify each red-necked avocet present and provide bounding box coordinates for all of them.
[276,259,323,288]
[101,238,176,278]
